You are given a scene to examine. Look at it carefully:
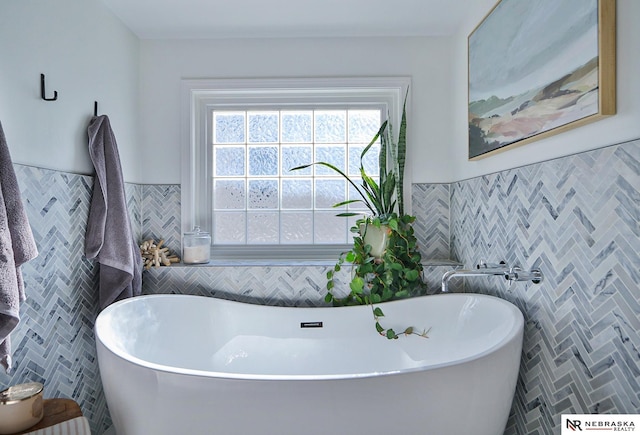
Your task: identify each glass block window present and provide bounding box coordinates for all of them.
[182,77,410,259]
[211,109,382,245]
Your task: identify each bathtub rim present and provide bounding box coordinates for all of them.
[95,292,524,381]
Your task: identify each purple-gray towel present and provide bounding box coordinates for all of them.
[85,115,141,310]
[0,121,38,372]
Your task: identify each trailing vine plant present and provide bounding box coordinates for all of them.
[326,214,430,339]
[292,90,430,339]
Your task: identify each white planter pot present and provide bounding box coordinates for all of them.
[359,223,390,258]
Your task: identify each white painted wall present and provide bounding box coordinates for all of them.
[138,36,455,184]
[451,0,640,181]
[3,0,636,185]
[0,0,141,182]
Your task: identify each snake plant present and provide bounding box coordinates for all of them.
[291,92,408,222]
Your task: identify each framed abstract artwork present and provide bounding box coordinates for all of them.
[468,0,616,160]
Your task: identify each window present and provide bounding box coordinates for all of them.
[182,77,410,260]
[212,108,382,245]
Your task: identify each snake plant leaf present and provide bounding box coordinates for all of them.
[361,120,387,163]
[290,161,376,216]
[381,172,396,213]
[379,121,388,184]
[333,199,362,208]
[360,172,385,215]
[396,90,408,215]
[359,170,378,193]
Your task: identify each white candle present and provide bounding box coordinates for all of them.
[183,245,210,263]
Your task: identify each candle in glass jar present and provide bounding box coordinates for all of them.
[182,226,211,264]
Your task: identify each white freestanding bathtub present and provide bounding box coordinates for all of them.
[95,293,524,435]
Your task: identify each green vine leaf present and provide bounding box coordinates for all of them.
[395,290,409,299]
[350,276,364,294]
[405,269,419,281]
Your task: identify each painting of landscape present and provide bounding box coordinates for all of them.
[468,0,607,159]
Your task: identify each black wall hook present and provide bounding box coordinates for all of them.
[94,101,99,116]
[40,74,58,101]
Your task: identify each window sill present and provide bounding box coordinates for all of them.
[147,258,462,268]
[172,259,339,267]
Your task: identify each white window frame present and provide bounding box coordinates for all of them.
[181,77,411,260]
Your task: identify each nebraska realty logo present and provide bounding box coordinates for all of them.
[562,414,639,433]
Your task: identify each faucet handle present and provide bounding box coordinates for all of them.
[506,266,544,284]
[476,260,507,269]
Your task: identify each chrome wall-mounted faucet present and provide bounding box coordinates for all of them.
[441,261,510,293]
[440,260,544,293]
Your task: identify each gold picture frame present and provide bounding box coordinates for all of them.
[468,0,616,160]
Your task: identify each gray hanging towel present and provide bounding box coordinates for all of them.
[0,121,38,372]
[85,115,141,310]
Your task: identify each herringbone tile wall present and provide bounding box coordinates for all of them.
[0,166,110,434]
[125,183,142,242]
[140,184,181,253]
[412,183,450,260]
[3,138,637,435]
[450,139,640,434]
[143,264,331,306]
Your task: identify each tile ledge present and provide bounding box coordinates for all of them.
[143,258,463,269]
